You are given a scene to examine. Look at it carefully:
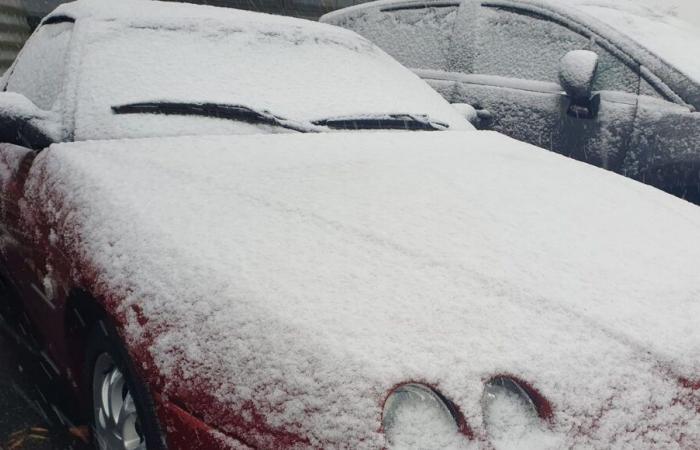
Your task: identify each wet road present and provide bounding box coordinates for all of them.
[0,329,91,450]
[0,330,54,450]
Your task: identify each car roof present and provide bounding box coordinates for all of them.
[46,0,352,39]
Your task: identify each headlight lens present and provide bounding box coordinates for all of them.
[482,377,543,447]
[383,383,460,448]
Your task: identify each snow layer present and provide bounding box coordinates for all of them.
[321,0,460,74]
[26,131,700,447]
[558,50,598,99]
[49,0,469,141]
[0,92,64,142]
[483,386,560,450]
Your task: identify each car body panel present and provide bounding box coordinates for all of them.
[18,131,700,448]
[626,95,700,199]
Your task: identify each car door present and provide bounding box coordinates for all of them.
[0,19,73,353]
[430,1,640,172]
[625,95,700,203]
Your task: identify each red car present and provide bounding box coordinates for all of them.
[0,1,698,449]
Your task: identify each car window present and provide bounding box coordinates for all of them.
[639,77,665,99]
[474,7,640,94]
[73,21,470,141]
[332,4,459,71]
[592,46,640,94]
[5,21,73,111]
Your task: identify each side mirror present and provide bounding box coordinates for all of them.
[451,103,493,129]
[451,103,478,127]
[558,50,600,119]
[0,92,62,149]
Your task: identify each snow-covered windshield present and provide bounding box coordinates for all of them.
[73,18,471,141]
[578,3,700,84]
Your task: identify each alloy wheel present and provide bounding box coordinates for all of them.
[92,353,146,450]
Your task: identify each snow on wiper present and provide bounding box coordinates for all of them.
[112,102,324,133]
[312,114,449,131]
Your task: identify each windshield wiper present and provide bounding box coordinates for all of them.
[312,114,448,131]
[112,102,321,133]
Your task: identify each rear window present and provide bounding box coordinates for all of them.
[330,3,459,71]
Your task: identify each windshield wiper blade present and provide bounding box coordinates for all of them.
[312,114,448,131]
[112,102,321,133]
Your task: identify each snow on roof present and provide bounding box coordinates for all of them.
[51,0,331,28]
[27,131,700,447]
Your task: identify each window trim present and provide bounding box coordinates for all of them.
[380,2,460,13]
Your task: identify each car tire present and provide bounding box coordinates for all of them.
[85,320,166,450]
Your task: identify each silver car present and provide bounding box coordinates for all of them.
[322,0,700,203]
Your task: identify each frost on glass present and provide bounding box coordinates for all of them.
[472,7,639,94]
[332,5,458,71]
[591,45,639,94]
[5,22,72,111]
[473,7,590,83]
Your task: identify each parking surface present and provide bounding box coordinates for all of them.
[0,331,91,450]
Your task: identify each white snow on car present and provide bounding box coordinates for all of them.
[28,129,700,447]
[5,0,699,448]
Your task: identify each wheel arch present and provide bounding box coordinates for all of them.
[63,288,115,407]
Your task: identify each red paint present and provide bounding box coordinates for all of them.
[679,377,700,391]
[158,399,255,450]
[0,145,314,448]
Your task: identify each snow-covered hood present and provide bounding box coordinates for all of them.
[27,131,700,448]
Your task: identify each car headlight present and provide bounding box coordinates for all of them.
[482,377,546,447]
[382,383,461,448]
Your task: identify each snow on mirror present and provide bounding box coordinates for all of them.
[482,378,559,450]
[0,92,63,149]
[450,103,478,127]
[382,384,465,448]
[558,50,599,101]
